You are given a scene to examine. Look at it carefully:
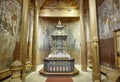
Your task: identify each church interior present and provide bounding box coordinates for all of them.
[0,0,120,82]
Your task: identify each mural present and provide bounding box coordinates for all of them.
[0,0,21,70]
[37,18,81,64]
[98,0,120,39]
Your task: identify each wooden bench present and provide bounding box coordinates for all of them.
[102,70,120,82]
[0,68,11,81]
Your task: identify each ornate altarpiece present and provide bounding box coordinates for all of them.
[40,21,79,76]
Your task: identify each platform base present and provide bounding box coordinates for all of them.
[39,67,79,76]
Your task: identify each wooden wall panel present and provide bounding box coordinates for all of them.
[99,37,115,68]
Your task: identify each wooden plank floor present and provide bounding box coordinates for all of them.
[26,64,106,82]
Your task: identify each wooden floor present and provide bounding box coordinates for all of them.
[26,64,106,82]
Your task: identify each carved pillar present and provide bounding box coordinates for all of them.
[80,0,87,71]
[19,0,29,81]
[32,0,39,71]
[10,60,23,82]
[89,0,101,81]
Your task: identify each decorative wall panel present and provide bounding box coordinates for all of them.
[98,0,120,39]
[0,0,22,70]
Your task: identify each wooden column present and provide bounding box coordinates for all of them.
[89,0,101,81]
[86,11,92,68]
[28,10,34,62]
[113,31,117,69]
[19,0,29,82]
[80,0,87,71]
[32,0,39,71]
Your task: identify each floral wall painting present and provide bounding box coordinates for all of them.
[98,0,120,39]
[0,0,22,70]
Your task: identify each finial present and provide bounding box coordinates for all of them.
[58,20,61,25]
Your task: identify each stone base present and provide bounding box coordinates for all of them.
[39,67,79,76]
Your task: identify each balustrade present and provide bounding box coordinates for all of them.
[44,58,74,72]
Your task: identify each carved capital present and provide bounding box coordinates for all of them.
[92,36,98,48]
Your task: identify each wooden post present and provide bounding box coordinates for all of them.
[27,10,34,64]
[113,31,117,69]
[19,0,29,81]
[89,0,101,81]
[80,0,87,71]
[32,0,39,71]
[86,12,92,68]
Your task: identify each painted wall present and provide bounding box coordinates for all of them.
[0,0,21,70]
[98,0,120,68]
[98,0,120,39]
[37,18,81,64]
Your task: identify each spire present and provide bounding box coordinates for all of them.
[58,20,61,25]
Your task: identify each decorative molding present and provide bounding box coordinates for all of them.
[41,0,78,9]
[10,60,23,82]
[92,36,98,48]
